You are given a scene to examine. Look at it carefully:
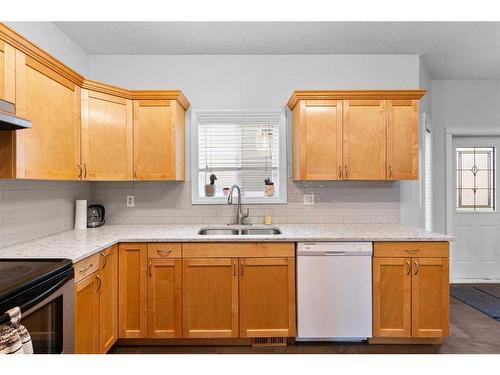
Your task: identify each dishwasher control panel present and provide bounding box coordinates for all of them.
[297,242,373,256]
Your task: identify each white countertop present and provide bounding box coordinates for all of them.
[0,224,452,263]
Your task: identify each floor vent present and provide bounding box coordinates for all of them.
[252,337,287,347]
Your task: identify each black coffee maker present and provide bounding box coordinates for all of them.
[87,204,105,228]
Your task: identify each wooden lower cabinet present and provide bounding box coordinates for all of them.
[147,258,182,338]
[372,242,449,340]
[239,257,296,338]
[118,243,148,338]
[74,272,100,354]
[182,258,239,338]
[98,245,119,352]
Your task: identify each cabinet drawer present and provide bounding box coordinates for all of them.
[147,243,182,258]
[183,242,295,258]
[374,242,449,258]
[74,254,100,283]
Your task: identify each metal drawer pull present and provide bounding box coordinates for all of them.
[78,263,93,273]
[96,274,102,293]
[157,249,172,256]
[100,252,107,269]
[406,260,411,275]
[148,261,152,277]
[414,260,419,275]
[240,260,244,277]
[404,249,419,254]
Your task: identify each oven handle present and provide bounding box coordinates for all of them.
[0,268,74,325]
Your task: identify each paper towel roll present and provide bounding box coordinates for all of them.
[75,200,87,230]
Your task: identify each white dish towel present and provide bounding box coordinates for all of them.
[0,307,33,354]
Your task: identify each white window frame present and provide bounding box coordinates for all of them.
[190,109,288,205]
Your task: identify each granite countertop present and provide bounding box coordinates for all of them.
[0,224,453,263]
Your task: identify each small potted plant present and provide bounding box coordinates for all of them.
[264,177,274,197]
[204,173,217,197]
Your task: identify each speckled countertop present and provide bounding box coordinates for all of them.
[0,224,452,263]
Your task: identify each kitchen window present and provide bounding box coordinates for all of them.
[456,147,496,212]
[191,110,287,204]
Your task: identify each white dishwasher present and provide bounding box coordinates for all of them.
[297,242,372,341]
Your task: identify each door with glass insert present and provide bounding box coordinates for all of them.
[452,136,500,281]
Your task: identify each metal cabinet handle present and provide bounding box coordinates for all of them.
[344,165,348,178]
[157,249,172,256]
[388,166,393,178]
[240,260,244,277]
[406,260,411,276]
[338,166,342,179]
[77,163,82,179]
[232,261,236,277]
[414,260,419,275]
[148,261,152,277]
[100,252,107,269]
[83,164,87,179]
[134,167,138,179]
[96,274,102,293]
[78,263,93,273]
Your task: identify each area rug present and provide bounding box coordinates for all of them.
[450,284,500,322]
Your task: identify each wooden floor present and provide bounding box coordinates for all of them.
[110,297,500,354]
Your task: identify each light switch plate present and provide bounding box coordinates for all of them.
[303,194,315,205]
[126,195,135,208]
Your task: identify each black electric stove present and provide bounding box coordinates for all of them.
[0,259,73,324]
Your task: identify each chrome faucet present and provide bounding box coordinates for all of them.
[227,185,249,225]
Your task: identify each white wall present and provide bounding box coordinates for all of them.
[431,80,500,233]
[6,22,89,75]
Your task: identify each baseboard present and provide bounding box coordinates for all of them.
[116,338,253,346]
[369,337,443,345]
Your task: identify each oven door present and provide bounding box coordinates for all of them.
[21,276,74,354]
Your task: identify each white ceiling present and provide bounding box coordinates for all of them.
[54,22,500,79]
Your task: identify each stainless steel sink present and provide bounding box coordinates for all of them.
[198,228,239,235]
[197,227,281,236]
[240,228,282,235]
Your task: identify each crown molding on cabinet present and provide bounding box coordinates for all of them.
[287,90,427,110]
[82,79,131,99]
[131,91,190,110]
[0,23,85,87]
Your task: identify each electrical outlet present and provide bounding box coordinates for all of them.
[303,194,315,205]
[126,195,135,208]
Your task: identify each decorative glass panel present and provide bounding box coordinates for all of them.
[456,147,495,212]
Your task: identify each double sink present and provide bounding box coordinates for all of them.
[198,227,282,236]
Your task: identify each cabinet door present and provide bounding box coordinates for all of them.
[293,100,343,180]
[182,258,239,338]
[75,273,99,354]
[81,90,133,180]
[372,257,411,337]
[14,51,81,179]
[387,100,419,180]
[0,41,15,103]
[99,245,118,353]
[343,100,387,180]
[239,257,296,338]
[118,243,148,338]
[147,258,182,338]
[412,257,449,338]
[133,99,185,180]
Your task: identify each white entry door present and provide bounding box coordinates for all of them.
[452,136,500,282]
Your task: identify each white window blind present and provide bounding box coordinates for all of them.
[424,130,432,231]
[191,110,287,204]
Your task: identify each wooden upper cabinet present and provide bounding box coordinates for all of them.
[287,90,425,181]
[387,100,419,180]
[372,257,411,338]
[239,257,296,338]
[133,98,186,180]
[182,258,239,338]
[81,84,133,180]
[118,243,148,338]
[10,52,81,179]
[292,100,342,180]
[411,257,449,338]
[98,245,118,353]
[0,40,15,103]
[75,272,100,354]
[147,258,182,338]
[343,99,387,180]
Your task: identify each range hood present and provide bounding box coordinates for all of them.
[0,99,31,130]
